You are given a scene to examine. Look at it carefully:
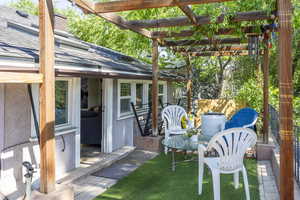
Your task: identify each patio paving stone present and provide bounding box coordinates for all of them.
[257,160,280,200]
[71,150,157,200]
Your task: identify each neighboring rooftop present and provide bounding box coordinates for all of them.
[0,6,177,79]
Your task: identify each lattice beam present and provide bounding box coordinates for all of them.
[161,38,245,46]
[183,51,250,56]
[93,0,235,13]
[152,26,258,38]
[173,45,249,52]
[127,11,274,29]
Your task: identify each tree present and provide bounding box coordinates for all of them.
[9,0,300,110]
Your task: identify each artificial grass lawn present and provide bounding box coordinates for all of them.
[95,154,260,200]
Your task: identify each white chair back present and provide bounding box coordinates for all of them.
[162,105,188,131]
[207,128,257,172]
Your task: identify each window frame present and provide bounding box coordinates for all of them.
[118,81,134,117]
[55,77,73,130]
[135,82,144,109]
[30,77,78,138]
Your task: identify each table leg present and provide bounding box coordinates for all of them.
[172,150,175,171]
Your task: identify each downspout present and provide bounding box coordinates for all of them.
[27,84,40,144]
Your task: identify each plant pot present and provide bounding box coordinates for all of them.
[190,135,198,143]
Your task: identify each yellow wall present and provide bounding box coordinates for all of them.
[195,99,246,127]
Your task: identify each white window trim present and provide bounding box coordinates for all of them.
[55,78,73,130]
[117,79,167,120]
[30,77,79,138]
[117,80,134,119]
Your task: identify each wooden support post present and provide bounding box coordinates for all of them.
[152,39,159,136]
[262,41,269,144]
[39,0,56,193]
[278,0,294,198]
[186,56,192,114]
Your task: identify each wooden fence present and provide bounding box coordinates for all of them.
[194,99,246,127]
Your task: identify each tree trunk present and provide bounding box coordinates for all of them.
[217,57,231,98]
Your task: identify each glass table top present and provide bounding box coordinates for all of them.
[162,134,212,151]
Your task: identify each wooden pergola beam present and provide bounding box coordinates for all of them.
[71,0,152,38]
[93,0,235,13]
[39,0,56,194]
[262,40,269,144]
[98,13,152,38]
[152,39,159,136]
[0,72,43,83]
[185,55,192,113]
[176,3,199,25]
[127,11,274,29]
[183,50,250,56]
[173,45,248,52]
[152,26,258,38]
[161,38,245,47]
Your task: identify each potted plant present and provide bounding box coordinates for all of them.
[184,128,199,142]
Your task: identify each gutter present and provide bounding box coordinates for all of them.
[0,59,183,81]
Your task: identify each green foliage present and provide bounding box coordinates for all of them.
[234,75,264,131]
[67,13,152,62]
[269,86,279,109]
[9,0,300,126]
[234,76,263,114]
[9,0,38,15]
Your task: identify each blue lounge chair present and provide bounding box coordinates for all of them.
[225,107,258,130]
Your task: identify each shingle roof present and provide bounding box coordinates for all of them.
[0,6,177,79]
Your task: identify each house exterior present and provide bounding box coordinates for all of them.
[0,6,178,199]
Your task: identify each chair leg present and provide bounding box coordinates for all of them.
[242,166,250,200]
[165,133,169,155]
[198,160,204,195]
[234,171,239,189]
[212,170,221,200]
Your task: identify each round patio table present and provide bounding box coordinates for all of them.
[162,134,211,171]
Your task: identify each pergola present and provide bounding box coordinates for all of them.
[0,0,293,199]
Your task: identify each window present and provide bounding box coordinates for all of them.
[118,80,167,119]
[120,83,132,114]
[148,84,152,104]
[159,84,164,104]
[148,84,165,104]
[55,80,69,126]
[31,78,80,139]
[136,83,144,109]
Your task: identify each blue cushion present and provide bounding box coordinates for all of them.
[225,107,258,130]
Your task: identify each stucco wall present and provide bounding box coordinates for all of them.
[4,84,31,148]
[0,84,76,199]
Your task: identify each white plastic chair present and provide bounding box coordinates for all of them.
[198,128,257,200]
[162,105,192,154]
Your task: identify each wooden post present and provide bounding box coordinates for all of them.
[39,0,56,193]
[278,0,294,198]
[152,39,159,136]
[186,56,192,114]
[262,41,269,144]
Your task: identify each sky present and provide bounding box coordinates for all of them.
[0,0,73,10]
